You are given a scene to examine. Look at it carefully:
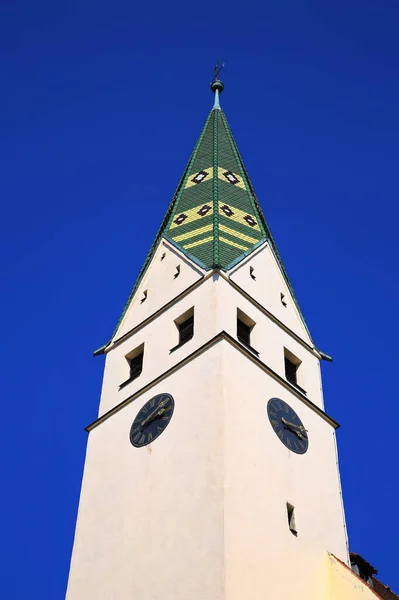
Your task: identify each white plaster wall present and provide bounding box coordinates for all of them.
[67,345,225,600]
[229,243,313,345]
[99,273,324,418]
[67,339,347,600]
[115,239,205,340]
[99,275,218,416]
[215,276,324,408]
[222,342,348,600]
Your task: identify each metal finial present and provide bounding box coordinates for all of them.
[210,61,225,93]
[210,61,225,108]
[212,61,225,83]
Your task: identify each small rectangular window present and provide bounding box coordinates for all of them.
[237,318,251,346]
[171,308,195,352]
[178,315,194,345]
[284,348,303,389]
[129,352,143,380]
[120,344,145,389]
[285,356,298,385]
[287,503,297,535]
[237,309,256,349]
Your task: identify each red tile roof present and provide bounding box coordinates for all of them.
[372,577,399,600]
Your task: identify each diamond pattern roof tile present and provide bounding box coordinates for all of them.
[164,108,266,269]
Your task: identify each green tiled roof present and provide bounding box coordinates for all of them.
[164,108,267,269]
[94,82,314,353]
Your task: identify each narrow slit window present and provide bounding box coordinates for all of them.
[287,503,297,535]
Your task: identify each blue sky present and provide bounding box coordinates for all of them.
[1,1,399,597]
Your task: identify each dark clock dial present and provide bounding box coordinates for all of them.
[130,393,174,448]
[267,398,308,454]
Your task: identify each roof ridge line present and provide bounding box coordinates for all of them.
[212,108,219,266]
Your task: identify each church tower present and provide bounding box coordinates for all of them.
[66,78,349,600]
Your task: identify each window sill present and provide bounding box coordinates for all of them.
[286,379,307,395]
[170,337,193,353]
[237,339,259,356]
[119,373,142,390]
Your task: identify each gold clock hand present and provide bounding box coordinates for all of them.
[281,418,305,440]
[141,404,167,427]
[145,408,166,427]
[281,418,307,432]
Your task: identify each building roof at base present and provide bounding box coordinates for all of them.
[372,578,399,600]
[349,552,399,600]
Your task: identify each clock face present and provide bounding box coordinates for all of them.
[267,398,308,454]
[130,393,174,448]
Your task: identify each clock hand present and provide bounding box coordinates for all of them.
[143,408,166,427]
[281,418,305,440]
[281,418,308,433]
[141,403,167,427]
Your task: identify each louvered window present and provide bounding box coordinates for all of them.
[178,315,194,346]
[237,318,251,347]
[129,351,143,380]
[285,357,297,385]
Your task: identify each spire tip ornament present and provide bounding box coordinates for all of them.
[210,61,225,93]
[210,79,224,94]
[210,61,225,109]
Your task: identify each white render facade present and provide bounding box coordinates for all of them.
[66,241,349,600]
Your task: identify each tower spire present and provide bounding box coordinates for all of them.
[94,74,313,353]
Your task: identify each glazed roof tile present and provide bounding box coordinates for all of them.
[164,107,266,269]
